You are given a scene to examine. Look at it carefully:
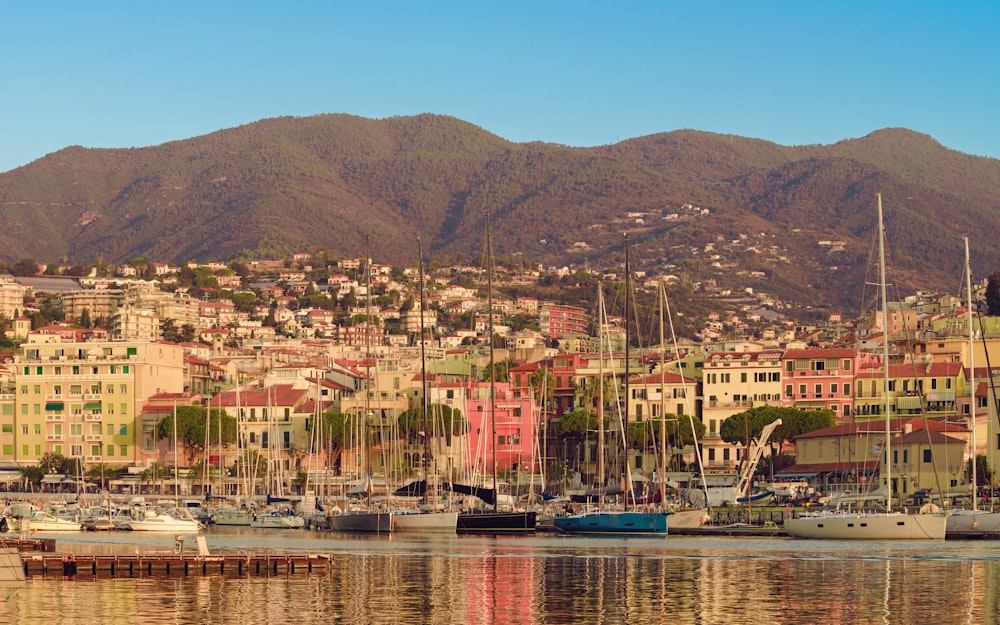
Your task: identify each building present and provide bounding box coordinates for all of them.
[2,341,185,469]
[539,304,588,340]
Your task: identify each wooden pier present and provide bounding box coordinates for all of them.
[19,552,334,578]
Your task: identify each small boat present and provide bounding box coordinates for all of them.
[250,509,306,529]
[456,510,537,534]
[211,506,253,526]
[554,509,668,536]
[21,511,82,532]
[328,508,393,534]
[393,509,458,533]
[130,509,203,532]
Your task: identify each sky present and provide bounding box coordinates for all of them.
[1,2,998,173]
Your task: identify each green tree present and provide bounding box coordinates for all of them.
[39,451,71,474]
[19,465,45,490]
[987,271,1000,316]
[11,258,39,277]
[155,406,237,464]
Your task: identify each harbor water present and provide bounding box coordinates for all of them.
[4,527,1000,624]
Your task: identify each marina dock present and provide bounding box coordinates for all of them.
[19,551,334,578]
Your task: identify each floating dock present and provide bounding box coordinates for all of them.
[20,552,334,578]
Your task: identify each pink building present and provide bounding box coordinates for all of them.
[781,348,881,422]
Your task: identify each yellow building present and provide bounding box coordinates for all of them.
[3,341,185,469]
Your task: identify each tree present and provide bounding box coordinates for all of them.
[987,271,1000,316]
[398,404,468,439]
[155,406,237,464]
[39,451,72,474]
[19,465,44,491]
[11,258,39,277]
[721,406,836,459]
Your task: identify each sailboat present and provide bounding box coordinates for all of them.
[328,249,393,534]
[555,234,669,536]
[784,194,947,540]
[456,213,537,534]
[133,402,204,533]
[947,237,1000,535]
[395,236,458,533]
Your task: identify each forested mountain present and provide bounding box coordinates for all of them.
[1,114,998,312]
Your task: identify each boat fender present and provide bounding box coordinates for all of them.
[918,503,940,514]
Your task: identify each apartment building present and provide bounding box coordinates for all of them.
[1,340,185,468]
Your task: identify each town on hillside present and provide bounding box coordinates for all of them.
[0,251,996,508]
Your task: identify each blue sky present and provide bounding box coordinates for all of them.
[1,2,997,173]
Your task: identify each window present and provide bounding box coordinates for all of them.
[740,372,747,383]
[106,445,114,457]
[33,424,40,434]
[786,361,794,372]
[931,378,938,390]
[120,445,127,457]
[1,424,11,434]
[107,424,115,436]
[798,384,806,395]
[121,403,127,415]
[844,383,851,396]
[843,359,852,371]
[814,384,822,395]
[812,361,825,371]
[831,383,839,395]
[785,384,793,397]
[90,445,100,457]
[923,449,932,463]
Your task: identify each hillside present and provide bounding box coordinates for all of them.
[1,114,999,313]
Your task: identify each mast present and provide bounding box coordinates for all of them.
[658,280,667,509]
[486,212,498,498]
[877,194,893,513]
[597,286,606,491]
[967,236,977,511]
[623,233,634,500]
[418,235,431,504]
[173,400,179,508]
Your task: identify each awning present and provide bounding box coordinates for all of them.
[84,402,102,410]
[41,474,66,484]
[45,402,64,411]
[926,392,955,402]
[776,472,819,479]
[896,396,922,410]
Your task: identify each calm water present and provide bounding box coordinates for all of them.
[4,527,1000,624]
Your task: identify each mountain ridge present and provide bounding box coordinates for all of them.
[1,114,998,312]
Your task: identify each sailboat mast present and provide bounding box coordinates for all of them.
[624,232,630,432]
[486,212,498,497]
[877,194,893,513]
[418,235,431,504]
[966,236,977,511]
[597,286,606,489]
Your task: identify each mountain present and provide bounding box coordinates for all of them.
[1,114,999,313]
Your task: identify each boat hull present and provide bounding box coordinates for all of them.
[211,509,252,526]
[554,511,668,536]
[250,513,306,529]
[328,511,393,534]
[456,511,537,534]
[393,511,458,533]
[946,509,1000,534]
[784,512,947,539]
[129,514,203,532]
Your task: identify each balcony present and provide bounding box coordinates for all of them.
[84,434,103,442]
[83,393,102,401]
[84,413,103,422]
[45,434,64,441]
[45,414,65,422]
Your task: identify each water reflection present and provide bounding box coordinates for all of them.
[4,533,1000,624]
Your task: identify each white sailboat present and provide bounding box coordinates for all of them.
[394,236,458,533]
[947,236,1000,534]
[785,193,947,540]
